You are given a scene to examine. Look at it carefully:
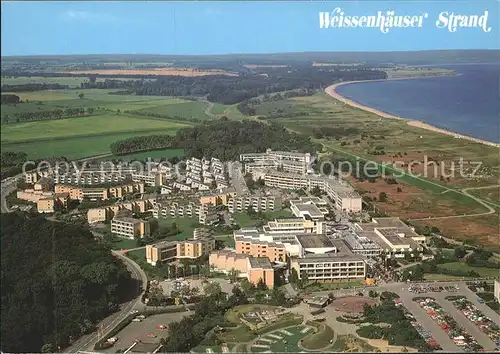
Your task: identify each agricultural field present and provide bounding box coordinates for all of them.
[135,101,214,120]
[1,76,144,87]
[108,149,185,162]
[1,114,189,160]
[252,93,500,249]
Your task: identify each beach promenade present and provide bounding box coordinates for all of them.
[325,82,500,149]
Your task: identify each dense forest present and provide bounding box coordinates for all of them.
[0,213,132,352]
[0,152,67,180]
[110,120,319,159]
[1,68,386,104]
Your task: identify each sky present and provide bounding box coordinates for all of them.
[1,1,499,56]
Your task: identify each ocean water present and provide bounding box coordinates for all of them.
[335,63,500,143]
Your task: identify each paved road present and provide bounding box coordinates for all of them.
[228,162,248,196]
[66,251,147,353]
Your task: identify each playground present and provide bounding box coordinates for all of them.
[330,296,377,314]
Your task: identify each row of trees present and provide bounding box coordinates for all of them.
[1,212,132,353]
[1,83,69,92]
[110,120,320,161]
[4,107,93,124]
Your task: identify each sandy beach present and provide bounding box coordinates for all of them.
[325,80,500,149]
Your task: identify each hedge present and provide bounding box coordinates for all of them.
[94,306,188,350]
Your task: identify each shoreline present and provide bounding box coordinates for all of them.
[324,77,500,149]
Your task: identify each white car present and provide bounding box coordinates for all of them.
[130,310,139,314]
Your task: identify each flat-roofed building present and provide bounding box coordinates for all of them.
[240,149,314,174]
[263,172,362,213]
[233,229,301,257]
[227,195,280,213]
[87,198,155,223]
[146,241,178,266]
[111,216,150,239]
[109,183,145,198]
[343,229,383,258]
[494,280,500,303]
[17,189,54,203]
[354,217,424,257]
[37,193,69,214]
[24,171,50,184]
[146,234,215,266]
[263,217,323,235]
[291,253,366,283]
[55,184,109,201]
[199,188,237,206]
[34,177,53,192]
[295,234,337,257]
[132,172,166,187]
[209,250,275,288]
[235,237,287,263]
[290,197,328,221]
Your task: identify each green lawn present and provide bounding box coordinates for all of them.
[300,323,335,350]
[303,281,364,291]
[157,217,200,240]
[437,262,500,278]
[111,238,139,250]
[232,209,294,228]
[218,325,256,343]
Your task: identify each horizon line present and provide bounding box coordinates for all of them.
[2,48,500,58]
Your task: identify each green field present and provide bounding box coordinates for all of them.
[1,76,146,87]
[135,101,213,120]
[1,113,188,160]
[436,262,499,278]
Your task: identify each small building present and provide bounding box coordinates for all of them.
[494,280,500,303]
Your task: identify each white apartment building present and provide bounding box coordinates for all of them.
[291,253,366,282]
[264,172,362,213]
[228,195,279,213]
[111,217,150,239]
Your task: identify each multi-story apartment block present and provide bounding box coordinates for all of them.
[209,250,275,288]
[34,177,53,192]
[240,148,314,174]
[17,189,54,203]
[290,253,366,283]
[54,183,144,201]
[153,199,219,226]
[24,171,50,184]
[36,194,69,214]
[235,236,287,263]
[87,198,155,223]
[263,217,324,235]
[111,216,150,239]
[146,233,215,266]
[132,172,167,186]
[263,172,362,213]
[227,195,280,213]
[199,188,237,206]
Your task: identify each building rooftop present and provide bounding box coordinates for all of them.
[249,257,273,269]
[150,240,178,249]
[290,197,327,205]
[376,228,409,246]
[291,202,325,219]
[113,216,146,224]
[234,236,285,249]
[296,253,365,263]
[296,234,335,249]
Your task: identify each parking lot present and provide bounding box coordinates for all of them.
[160,277,235,296]
[102,311,189,353]
[394,282,500,352]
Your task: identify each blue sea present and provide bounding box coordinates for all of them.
[335,63,500,143]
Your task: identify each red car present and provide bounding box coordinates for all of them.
[148,333,157,338]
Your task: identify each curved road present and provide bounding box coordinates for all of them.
[66,251,147,353]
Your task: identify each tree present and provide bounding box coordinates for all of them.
[368,290,378,298]
[454,246,467,259]
[78,92,84,99]
[41,343,54,353]
[378,192,388,202]
[256,278,267,291]
[311,186,322,197]
[228,268,241,283]
[288,268,299,284]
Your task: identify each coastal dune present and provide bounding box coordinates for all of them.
[325,82,500,148]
